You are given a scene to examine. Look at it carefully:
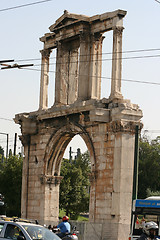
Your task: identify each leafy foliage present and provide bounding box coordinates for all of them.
[0,146,4,157]
[138,136,160,198]
[59,151,91,219]
[0,155,23,216]
[146,188,160,197]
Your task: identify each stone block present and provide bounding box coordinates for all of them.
[111,192,120,215]
[84,223,103,240]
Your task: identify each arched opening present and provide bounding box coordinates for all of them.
[43,123,95,222]
[60,135,91,220]
[64,135,87,159]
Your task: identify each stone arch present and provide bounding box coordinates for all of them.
[43,121,96,176]
[14,10,144,240]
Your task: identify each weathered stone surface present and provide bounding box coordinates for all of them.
[14,10,143,240]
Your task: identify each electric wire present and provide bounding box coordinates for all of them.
[0,0,54,12]
[0,117,13,122]
[6,47,160,86]
[14,48,160,63]
[1,52,160,71]
[17,66,160,86]
[28,53,160,66]
[24,54,159,66]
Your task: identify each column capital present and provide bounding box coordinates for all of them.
[112,26,124,36]
[40,49,52,58]
[79,31,90,43]
[90,33,105,43]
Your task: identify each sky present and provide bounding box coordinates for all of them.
[0,0,160,158]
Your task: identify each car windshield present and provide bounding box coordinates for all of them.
[22,225,60,240]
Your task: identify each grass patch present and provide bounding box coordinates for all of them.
[77,215,88,221]
[59,209,88,221]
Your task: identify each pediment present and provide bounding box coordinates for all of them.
[49,10,90,32]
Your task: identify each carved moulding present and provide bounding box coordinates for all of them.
[40,174,63,186]
[107,120,143,134]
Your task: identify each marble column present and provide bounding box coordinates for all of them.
[39,49,51,110]
[77,32,91,101]
[110,27,124,100]
[89,33,104,100]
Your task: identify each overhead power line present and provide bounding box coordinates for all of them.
[1,63,34,70]
[0,60,14,64]
[0,0,53,12]
[14,48,160,63]
[31,53,160,66]
[11,53,160,68]
[18,67,160,86]
[1,47,160,86]
[1,52,159,70]
[0,118,13,122]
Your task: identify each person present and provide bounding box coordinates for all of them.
[56,216,71,239]
[137,221,158,240]
[135,216,140,229]
[48,225,52,231]
[141,217,146,228]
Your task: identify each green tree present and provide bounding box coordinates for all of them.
[138,136,160,199]
[0,146,4,156]
[0,146,4,169]
[59,151,91,219]
[0,155,23,216]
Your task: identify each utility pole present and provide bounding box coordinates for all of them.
[69,147,81,162]
[69,147,72,162]
[132,125,139,200]
[0,132,9,158]
[13,133,17,156]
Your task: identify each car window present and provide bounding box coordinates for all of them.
[4,224,24,240]
[0,223,4,234]
[23,225,60,240]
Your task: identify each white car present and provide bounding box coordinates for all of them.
[0,219,60,240]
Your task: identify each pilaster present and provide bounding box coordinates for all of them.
[54,41,79,106]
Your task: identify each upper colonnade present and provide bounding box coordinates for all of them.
[39,9,127,110]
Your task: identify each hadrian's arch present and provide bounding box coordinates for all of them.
[15,10,143,240]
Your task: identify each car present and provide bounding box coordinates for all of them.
[0,218,60,240]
